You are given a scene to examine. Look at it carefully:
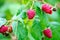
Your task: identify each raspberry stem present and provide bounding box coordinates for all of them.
[30,0,34,9]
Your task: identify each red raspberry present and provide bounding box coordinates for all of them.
[0,25,8,33]
[27,9,35,19]
[43,28,52,38]
[8,26,12,33]
[42,4,52,14]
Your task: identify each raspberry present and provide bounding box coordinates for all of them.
[53,8,56,11]
[43,28,52,38]
[8,26,12,33]
[2,33,9,36]
[0,25,8,33]
[27,9,35,19]
[42,4,52,14]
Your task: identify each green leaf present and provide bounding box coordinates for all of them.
[17,10,27,20]
[17,21,28,40]
[5,9,13,20]
[30,19,42,40]
[44,0,57,6]
[0,18,7,27]
[0,0,5,7]
[16,5,25,16]
[47,11,58,22]
[22,12,27,19]
[57,8,60,22]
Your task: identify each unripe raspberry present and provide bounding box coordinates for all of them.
[43,28,52,38]
[2,33,9,36]
[8,26,12,33]
[0,25,8,33]
[27,9,35,19]
[42,4,52,14]
[52,8,56,11]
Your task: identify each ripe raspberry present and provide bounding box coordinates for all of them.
[27,9,35,19]
[8,26,12,33]
[42,4,52,14]
[43,28,52,38]
[0,25,8,33]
